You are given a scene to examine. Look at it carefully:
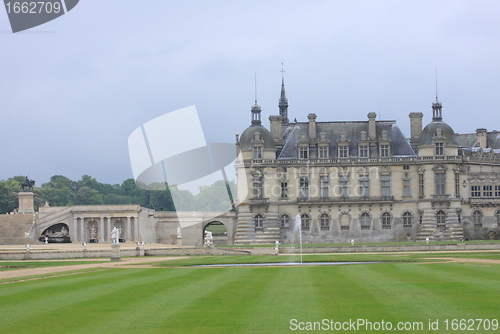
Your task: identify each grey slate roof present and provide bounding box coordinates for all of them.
[278,120,415,159]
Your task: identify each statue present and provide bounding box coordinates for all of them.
[20,176,36,191]
[204,230,213,247]
[90,226,98,241]
[177,226,182,239]
[111,226,120,244]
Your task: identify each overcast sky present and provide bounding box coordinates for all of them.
[1,0,500,185]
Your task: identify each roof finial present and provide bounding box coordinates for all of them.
[435,67,438,100]
[281,63,285,82]
[254,71,257,104]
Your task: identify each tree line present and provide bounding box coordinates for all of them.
[0,175,236,214]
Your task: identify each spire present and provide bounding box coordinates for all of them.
[279,63,289,124]
[432,69,443,121]
[251,71,262,126]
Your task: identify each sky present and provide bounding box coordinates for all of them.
[1,0,500,186]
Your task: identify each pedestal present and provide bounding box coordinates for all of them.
[111,243,121,261]
[176,237,182,246]
[18,192,34,214]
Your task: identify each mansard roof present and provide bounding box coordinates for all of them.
[278,120,415,159]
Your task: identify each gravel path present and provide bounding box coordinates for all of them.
[0,256,186,281]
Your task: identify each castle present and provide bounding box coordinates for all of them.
[233,74,500,244]
[4,75,500,246]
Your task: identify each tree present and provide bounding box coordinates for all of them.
[0,181,18,214]
[74,187,104,205]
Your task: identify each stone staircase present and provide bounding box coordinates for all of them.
[0,214,41,245]
[416,211,463,242]
[235,222,280,245]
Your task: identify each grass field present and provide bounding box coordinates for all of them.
[1,253,499,333]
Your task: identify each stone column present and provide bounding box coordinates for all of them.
[72,217,78,241]
[134,216,139,241]
[107,217,112,241]
[100,217,105,242]
[80,217,85,242]
[126,216,132,241]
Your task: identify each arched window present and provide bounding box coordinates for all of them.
[320,213,330,230]
[496,210,500,227]
[472,210,483,228]
[381,212,391,229]
[254,214,263,230]
[301,213,310,231]
[436,210,446,229]
[360,212,371,230]
[403,212,413,229]
[340,213,350,231]
[280,214,290,229]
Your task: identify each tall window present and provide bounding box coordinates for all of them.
[320,213,330,230]
[381,212,391,229]
[280,214,290,228]
[340,213,350,230]
[495,186,500,197]
[318,146,328,159]
[436,211,446,229]
[339,145,348,158]
[403,212,413,228]
[320,176,329,198]
[359,145,368,158]
[435,172,446,195]
[301,213,310,231]
[472,210,483,227]
[418,173,424,199]
[455,173,460,197]
[339,175,349,198]
[299,146,308,159]
[381,174,391,197]
[360,212,371,230]
[435,142,444,156]
[470,186,481,197]
[402,179,411,197]
[280,182,288,199]
[496,210,500,226]
[380,144,390,157]
[253,146,262,159]
[253,175,263,199]
[254,214,263,230]
[359,174,369,197]
[299,177,309,199]
[483,185,493,197]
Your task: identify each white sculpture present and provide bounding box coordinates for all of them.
[204,230,213,247]
[111,226,120,244]
[177,226,182,239]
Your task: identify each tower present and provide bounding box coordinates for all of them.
[279,64,289,125]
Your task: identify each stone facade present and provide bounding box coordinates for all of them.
[234,82,500,244]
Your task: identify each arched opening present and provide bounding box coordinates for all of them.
[39,223,71,243]
[113,220,126,242]
[203,221,228,246]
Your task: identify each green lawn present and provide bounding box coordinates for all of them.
[1,254,499,333]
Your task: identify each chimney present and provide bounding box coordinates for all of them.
[476,128,487,149]
[409,112,423,149]
[368,112,377,139]
[308,113,317,142]
[269,115,283,144]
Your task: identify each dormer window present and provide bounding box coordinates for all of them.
[253,146,262,159]
[380,144,390,157]
[318,145,329,159]
[435,142,444,156]
[299,146,309,159]
[339,145,348,158]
